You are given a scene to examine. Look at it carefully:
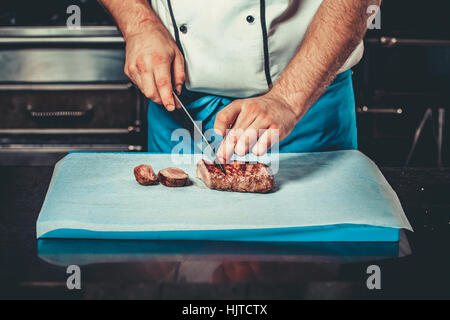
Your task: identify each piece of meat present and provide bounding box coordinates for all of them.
[196,160,275,193]
[158,167,189,187]
[134,164,158,186]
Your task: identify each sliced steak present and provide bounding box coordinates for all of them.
[196,160,275,193]
[158,167,189,187]
[134,164,158,186]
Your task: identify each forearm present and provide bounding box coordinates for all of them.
[270,0,381,119]
[98,0,164,40]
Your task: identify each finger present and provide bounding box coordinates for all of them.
[172,52,186,96]
[219,105,258,159]
[231,103,258,131]
[228,106,259,157]
[217,128,245,163]
[129,59,161,103]
[252,127,280,156]
[235,119,269,156]
[130,65,162,104]
[127,65,142,89]
[140,72,162,104]
[154,62,175,111]
[214,101,242,136]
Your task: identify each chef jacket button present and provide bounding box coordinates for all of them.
[179,24,188,33]
[246,15,255,24]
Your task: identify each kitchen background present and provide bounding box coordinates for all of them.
[0,0,449,167]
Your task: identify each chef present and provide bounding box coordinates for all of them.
[100,0,380,162]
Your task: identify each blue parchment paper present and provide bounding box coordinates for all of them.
[36,151,412,240]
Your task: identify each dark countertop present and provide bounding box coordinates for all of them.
[0,165,449,300]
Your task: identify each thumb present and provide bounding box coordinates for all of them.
[213,101,242,136]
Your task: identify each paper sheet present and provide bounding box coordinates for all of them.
[36,151,412,239]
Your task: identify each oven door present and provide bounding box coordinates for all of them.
[0,27,147,165]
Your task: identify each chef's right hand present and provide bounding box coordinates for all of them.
[124,26,185,111]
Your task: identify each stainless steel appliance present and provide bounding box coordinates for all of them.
[0,24,145,165]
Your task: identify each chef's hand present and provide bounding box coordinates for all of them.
[214,91,301,163]
[124,26,185,111]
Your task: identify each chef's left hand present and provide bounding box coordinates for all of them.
[214,91,300,163]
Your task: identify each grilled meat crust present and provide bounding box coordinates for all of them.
[197,160,275,193]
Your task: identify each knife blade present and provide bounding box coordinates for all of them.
[172,91,227,175]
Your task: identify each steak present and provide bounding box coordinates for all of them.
[158,167,189,187]
[196,160,275,193]
[134,164,158,186]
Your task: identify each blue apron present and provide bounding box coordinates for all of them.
[147,69,357,153]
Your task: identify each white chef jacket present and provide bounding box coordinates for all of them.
[150,0,364,98]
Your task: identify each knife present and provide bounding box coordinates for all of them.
[172,91,227,175]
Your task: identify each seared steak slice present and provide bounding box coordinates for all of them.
[197,160,275,193]
[134,164,158,186]
[158,167,189,187]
